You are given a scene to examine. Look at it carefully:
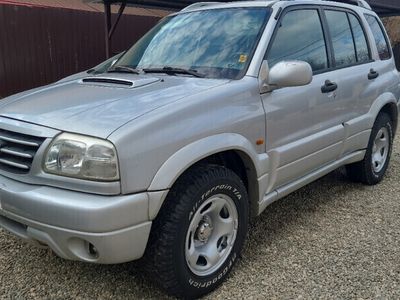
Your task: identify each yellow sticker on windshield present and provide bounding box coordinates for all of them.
[239,54,248,63]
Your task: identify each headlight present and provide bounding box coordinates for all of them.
[43,133,119,181]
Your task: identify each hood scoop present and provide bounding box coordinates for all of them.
[82,77,133,86]
[80,76,160,89]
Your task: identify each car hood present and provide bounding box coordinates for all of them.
[0,74,228,138]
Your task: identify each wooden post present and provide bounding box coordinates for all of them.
[104,1,112,58]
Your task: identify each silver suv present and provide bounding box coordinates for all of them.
[0,0,399,298]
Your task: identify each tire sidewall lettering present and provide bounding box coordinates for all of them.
[185,180,245,291]
[188,253,237,288]
[189,184,242,221]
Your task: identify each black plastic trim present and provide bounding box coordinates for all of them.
[82,78,133,86]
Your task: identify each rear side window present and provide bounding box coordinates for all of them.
[325,10,357,67]
[348,14,370,63]
[365,14,391,60]
[266,9,328,72]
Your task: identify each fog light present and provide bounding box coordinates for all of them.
[68,238,100,261]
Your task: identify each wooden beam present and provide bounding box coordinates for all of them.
[109,1,127,39]
[104,0,127,59]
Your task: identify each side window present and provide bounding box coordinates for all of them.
[266,9,328,72]
[365,14,391,60]
[348,14,370,63]
[325,10,357,67]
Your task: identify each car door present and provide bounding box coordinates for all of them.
[261,7,349,193]
[360,14,398,118]
[321,8,377,156]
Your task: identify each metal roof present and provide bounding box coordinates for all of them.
[90,0,217,10]
[90,0,400,16]
[369,0,400,17]
[0,0,170,16]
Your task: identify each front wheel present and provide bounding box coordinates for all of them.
[346,113,394,185]
[144,165,249,299]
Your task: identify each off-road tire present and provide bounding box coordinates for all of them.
[346,113,394,185]
[144,165,249,299]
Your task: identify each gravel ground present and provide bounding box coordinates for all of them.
[1,136,399,299]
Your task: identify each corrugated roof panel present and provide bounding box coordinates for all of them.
[0,0,96,10]
[87,3,171,16]
[0,0,171,16]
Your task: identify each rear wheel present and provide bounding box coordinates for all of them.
[144,165,248,298]
[346,113,393,185]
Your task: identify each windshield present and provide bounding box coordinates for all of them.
[115,8,271,79]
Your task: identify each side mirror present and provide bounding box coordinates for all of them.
[259,60,313,93]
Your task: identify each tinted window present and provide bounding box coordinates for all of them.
[365,15,391,60]
[267,9,328,72]
[116,8,271,80]
[348,14,370,63]
[325,10,356,67]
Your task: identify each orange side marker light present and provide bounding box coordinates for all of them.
[256,139,264,146]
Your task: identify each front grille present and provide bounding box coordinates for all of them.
[0,129,46,174]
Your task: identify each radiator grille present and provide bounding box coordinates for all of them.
[0,129,46,174]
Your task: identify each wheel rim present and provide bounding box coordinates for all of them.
[185,194,238,276]
[372,127,389,173]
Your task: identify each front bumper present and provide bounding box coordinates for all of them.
[0,175,161,264]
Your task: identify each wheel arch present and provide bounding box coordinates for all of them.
[359,92,399,133]
[196,149,260,218]
[379,102,398,135]
[148,134,269,219]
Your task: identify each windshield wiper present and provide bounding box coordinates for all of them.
[108,65,141,74]
[143,67,205,78]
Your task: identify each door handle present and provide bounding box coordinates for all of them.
[368,69,379,80]
[321,80,338,93]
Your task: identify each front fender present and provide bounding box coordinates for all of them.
[148,133,269,191]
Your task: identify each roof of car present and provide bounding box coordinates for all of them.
[177,0,372,14]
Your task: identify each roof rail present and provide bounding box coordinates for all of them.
[322,0,372,10]
[180,1,372,12]
[181,2,221,12]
